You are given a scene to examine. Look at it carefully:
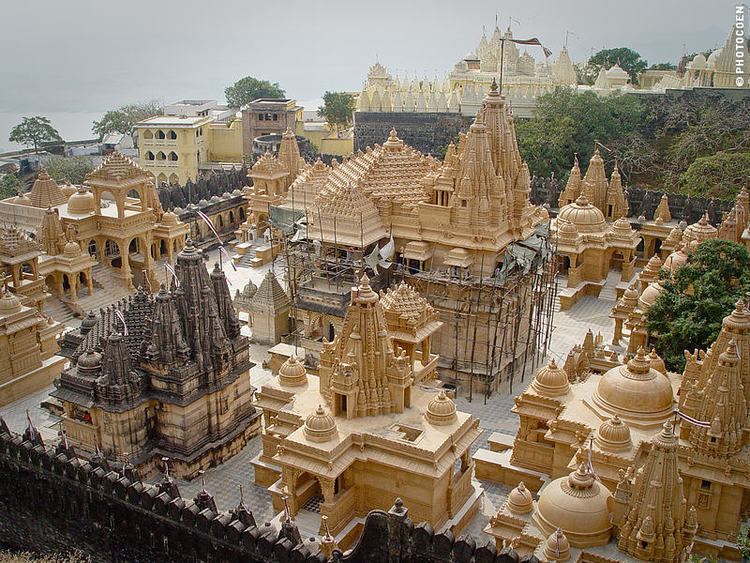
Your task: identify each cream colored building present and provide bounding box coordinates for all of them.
[135,100,243,186]
[475,289,750,560]
[252,274,482,549]
[0,233,65,406]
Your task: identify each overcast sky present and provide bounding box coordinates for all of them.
[0,0,740,150]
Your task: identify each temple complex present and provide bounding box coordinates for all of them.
[0,155,190,293]
[356,24,576,120]
[0,287,64,406]
[277,81,553,395]
[50,240,261,478]
[252,274,482,549]
[474,291,750,560]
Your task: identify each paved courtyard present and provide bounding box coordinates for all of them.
[0,256,623,544]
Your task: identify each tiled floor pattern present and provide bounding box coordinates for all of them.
[0,256,621,546]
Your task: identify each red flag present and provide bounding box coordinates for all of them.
[509,37,552,58]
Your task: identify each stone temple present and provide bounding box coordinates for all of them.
[51,239,261,478]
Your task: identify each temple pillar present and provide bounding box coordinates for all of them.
[121,238,133,290]
[70,276,78,302]
[11,264,20,287]
[613,318,623,346]
[421,336,430,364]
[86,268,94,295]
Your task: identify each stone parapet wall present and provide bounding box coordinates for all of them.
[0,424,540,563]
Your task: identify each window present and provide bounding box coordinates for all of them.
[701,479,711,490]
[167,130,177,140]
[168,151,178,161]
[143,130,153,139]
[156,130,166,139]
[258,114,265,121]
[145,151,155,160]
[156,151,166,160]
[272,113,278,121]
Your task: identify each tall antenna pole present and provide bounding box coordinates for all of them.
[499,38,506,95]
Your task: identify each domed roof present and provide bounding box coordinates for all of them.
[690,53,707,69]
[278,355,307,387]
[80,310,98,335]
[557,195,606,234]
[162,211,178,225]
[63,240,82,257]
[593,348,674,421]
[0,291,21,315]
[304,405,338,443]
[67,187,95,215]
[683,213,717,243]
[556,220,579,241]
[425,390,458,426]
[60,181,77,198]
[533,464,613,547]
[76,348,103,372]
[531,358,570,397]
[506,481,533,515]
[707,48,723,68]
[12,193,32,206]
[663,247,688,273]
[648,348,666,374]
[638,281,663,309]
[595,415,632,452]
[544,529,570,562]
[606,63,630,80]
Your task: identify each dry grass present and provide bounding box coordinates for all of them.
[0,552,91,563]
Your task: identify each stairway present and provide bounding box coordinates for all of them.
[236,250,258,268]
[598,270,621,302]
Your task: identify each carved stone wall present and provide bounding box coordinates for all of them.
[353,112,473,156]
[0,425,540,563]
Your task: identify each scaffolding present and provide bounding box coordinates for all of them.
[270,200,558,401]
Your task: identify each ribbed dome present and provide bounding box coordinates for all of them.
[60,182,77,198]
[533,464,613,547]
[663,247,688,273]
[557,195,606,234]
[162,211,178,225]
[425,390,457,426]
[593,348,674,422]
[557,220,578,241]
[595,415,632,452]
[648,348,666,374]
[544,529,571,562]
[76,349,103,373]
[67,187,95,215]
[683,213,717,243]
[531,358,570,397]
[304,405,338,443]
[638,281,663,309]
[0,291,21,315]
[80,310,98,335]
[63,240,82,257]
[506,481,533,514]
[278,355,307,387]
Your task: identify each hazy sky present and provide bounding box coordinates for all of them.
[0,0,740,150]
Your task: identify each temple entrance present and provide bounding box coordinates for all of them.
[558,255,570,275]
[295,472,323,513]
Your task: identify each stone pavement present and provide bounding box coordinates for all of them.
[0,259,621,546]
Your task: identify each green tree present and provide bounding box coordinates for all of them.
[516,88,644,179]
[646,239,750,372]
[318,91,355,134]
[649,62,677,70]
[0,174,21,198]
[587,47,648,84]
[679,151,750,199]
[224,77,285,109]
[92,101,162,139]
[574,62,598,86]
[44,155,95,185]
[9,116,63,153]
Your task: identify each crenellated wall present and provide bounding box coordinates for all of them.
[0,423,541,563]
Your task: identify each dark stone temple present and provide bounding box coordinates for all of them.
[51,240,260,479]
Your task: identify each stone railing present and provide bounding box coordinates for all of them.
[0,420,541,562]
